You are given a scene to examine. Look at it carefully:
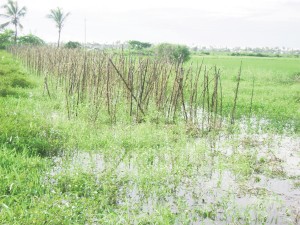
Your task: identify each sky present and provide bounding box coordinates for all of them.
[1,0,300,48]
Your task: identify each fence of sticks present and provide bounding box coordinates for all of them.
[9,46,237,132]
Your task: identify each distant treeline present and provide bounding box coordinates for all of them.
[230,52,282,57]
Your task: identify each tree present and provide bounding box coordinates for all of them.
[128,40,152,50]
[0,0,27,43]
[155,43,191,63]
[0,29,14,49]
[47,7,70,48]
[18,34,45,46]
[64,41,81,49]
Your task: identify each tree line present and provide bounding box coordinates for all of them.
[0,0,191,62]
[0,0,70,48]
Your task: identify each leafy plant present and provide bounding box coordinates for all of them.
[64,41,81,49]
[18,34,45,46]
[155,43,191,63]
[128,40,152,50]
[0,29,14,49]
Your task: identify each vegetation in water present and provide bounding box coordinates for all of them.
[0,48,299,224]
[0,0,299,223]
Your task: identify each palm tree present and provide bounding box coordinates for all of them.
[0,0,27,43]
[47,7,70,48]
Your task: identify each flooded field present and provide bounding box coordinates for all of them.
[1,49,299,224]
[47,118,300,225]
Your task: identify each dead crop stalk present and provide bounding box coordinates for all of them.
[231,61,242,125]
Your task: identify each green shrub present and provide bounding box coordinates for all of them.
[64,41,82,49]
[18,34,45,46]
[0,29,14,49]
[128,40,152,50]
[155,43,191,63]
[0,87,18,97]
[11,77,34,88]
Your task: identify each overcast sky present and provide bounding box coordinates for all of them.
[1,0,300,48]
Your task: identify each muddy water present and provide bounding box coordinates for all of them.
[48,117,300,224]
[248,175,300,225]
[49,151,105,180]
[217,133,300,176]
[49,152,300,224]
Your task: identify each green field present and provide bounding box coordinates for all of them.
[191,55,300,130]
[0,50,299,224]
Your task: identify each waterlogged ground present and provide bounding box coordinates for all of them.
[2,51,300,224]
[47,118,300,225]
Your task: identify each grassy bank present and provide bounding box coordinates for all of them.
[0,50,189,223]
[0,50,299,224]
[0,50,64,223]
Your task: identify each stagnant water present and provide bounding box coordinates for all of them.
[47,117,300,224]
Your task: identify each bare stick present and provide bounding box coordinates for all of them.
[231,61,242,125]
[249,75,255,117]
[109,58,145,116]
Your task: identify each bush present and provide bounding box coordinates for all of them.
[18,34,45,46]
[11,77,34,88]
[0,88,18,97]
[0,30,14,49]
[64,41,82,49]
[128,40,152,50]
[155,43,191,63]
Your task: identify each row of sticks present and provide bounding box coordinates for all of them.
[9,46,242,131]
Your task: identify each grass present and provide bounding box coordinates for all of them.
[0,49,299,224]
[191,55,300,131]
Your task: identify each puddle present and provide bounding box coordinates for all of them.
[47,150,300,224]
[117,154,139,177]
[209,132,300,177]
[49,151,105,177]
[248,175,300,224]
[193,117,300,224]
[45,114,300,224]
[116,169,298,224]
